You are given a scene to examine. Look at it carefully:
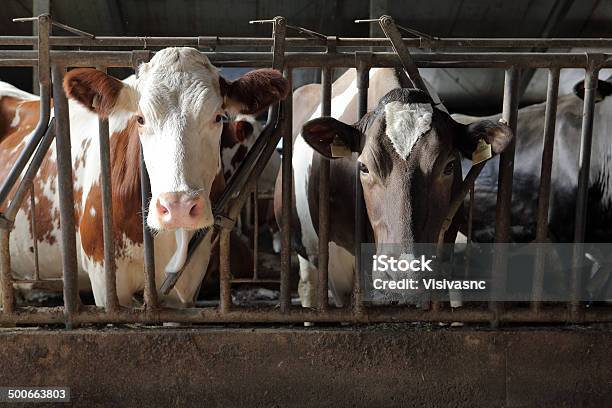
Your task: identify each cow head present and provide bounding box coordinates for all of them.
[302,88,512,247]
[64,47,288,231]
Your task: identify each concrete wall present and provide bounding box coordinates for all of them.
[0,325,610,407]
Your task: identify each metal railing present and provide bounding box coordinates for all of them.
[1,14,612,327]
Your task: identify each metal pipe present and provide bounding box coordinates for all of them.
[219,229,231,313]
[2,50,608,70]
[490,67,521,327]
[4,35,612,49]
[252,185,259,280]
[0,228,14,314]
[52,65,80,329]
[571,56,601,320]
[532,68,560,312]
[29,182,40,280]
[353,54,370,315]
[139,148,157,309]
[1,305,612,325]
[280,68,293,313]
[96,67,120,312]
[318,66,332,311]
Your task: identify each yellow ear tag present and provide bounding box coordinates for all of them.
[330,135,352,158]
[472,138,492,165]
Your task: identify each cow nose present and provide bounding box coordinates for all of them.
[156,193,204,229]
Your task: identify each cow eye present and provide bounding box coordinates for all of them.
[136,115,145,126]
[443,161,455,176]
[216,113,228,123]
[359,161,369,174]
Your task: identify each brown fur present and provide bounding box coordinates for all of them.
[63,68,124,118]
[220,69,289,115]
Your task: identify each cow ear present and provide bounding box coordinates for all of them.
[220,69,289,115]
[457,120,513,160]
[302,117,361,159]
[573,79,612,102]
[63,68,138,118]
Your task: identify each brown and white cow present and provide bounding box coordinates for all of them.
[0,47,288,307]
[275,68,512,307]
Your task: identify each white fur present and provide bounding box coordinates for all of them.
[384,101,433,160]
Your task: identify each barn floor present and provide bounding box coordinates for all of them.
[0,323,610,407]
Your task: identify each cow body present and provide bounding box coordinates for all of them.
[275,68,511,307]
[454,81,612,243]
[1,47,288,307]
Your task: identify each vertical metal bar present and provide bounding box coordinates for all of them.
[280,68,293,313]
[318,66,332,311]
[95,66,120,312]
[253,183,259,280]
[0,228,14,314]
[532,68,560,312]
[32,2,50,95]
[139,149,157,309]
[490,67,521,327]
[29,182,40,280]
[353,54,370,316]
[52,65,79,329]
[571,58,600,320]
[219,229,232,313]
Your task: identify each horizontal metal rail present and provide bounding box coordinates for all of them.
[1,50,611,69]
[2,35,612,49]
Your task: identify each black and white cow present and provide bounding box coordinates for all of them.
[454,75,612,244]
[275,68,513,307]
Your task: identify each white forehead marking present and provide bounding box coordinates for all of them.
[384,101,433,160]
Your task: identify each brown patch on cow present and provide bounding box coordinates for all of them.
[220,69,289,115]
[80,118,143,263]
[63,68,124,118]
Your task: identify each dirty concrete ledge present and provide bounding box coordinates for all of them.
[0,324,610,407]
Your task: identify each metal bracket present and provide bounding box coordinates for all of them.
[356,15,431,94]
[14,14,95,39]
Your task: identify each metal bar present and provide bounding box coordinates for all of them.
[97,66,119,312]
[0,228,14,314]
[532,68,560,312]
[377,15,428,92]
[490,67,521,328]
[219,229,232,313]
[29,182,40,281]
[140,148,157,309]
[571,56,601,321]
[4,35,612,49]
[280,68,293,313]
[1,305,612,325]
[2,50,610,70]
[52,65,80,329]
[353,53,370,315]
[318,66,332,311]
[252,184,259,280]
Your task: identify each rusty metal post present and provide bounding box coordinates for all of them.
[95,66,120,312]
[29,182,40,280]
[318,64,333,311]
[571,56,601,320]
[139,149,157,309]
[532,68,560,312]
[353,53,370,316]
[280,67,293,313]
[490,67,521,327]
[219,229,232,313]
[52,65,80,329]
[0,228,13,314]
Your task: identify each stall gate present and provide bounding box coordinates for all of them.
[1,14,612,328]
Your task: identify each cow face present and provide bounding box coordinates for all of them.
[302,88,512,247]
[64,47,288,231]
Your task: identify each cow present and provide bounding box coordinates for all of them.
[274,67,513,307]
[0,46,288,308]
[452,75,612,244]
